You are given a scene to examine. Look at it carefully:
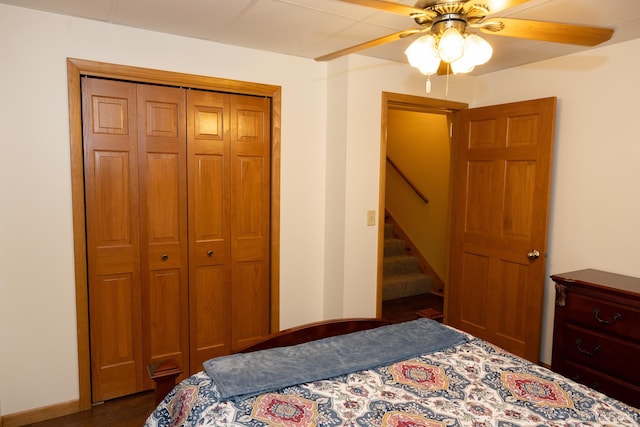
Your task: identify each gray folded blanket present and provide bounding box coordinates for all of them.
[203,318,468,401]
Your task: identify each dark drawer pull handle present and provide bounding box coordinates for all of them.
[207,250,214,257]
[593,308,621,325]
[161,254,169,261]
[575,338,601,357]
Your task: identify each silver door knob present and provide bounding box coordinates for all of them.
[527,249,540,260]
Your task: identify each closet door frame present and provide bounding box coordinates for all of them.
[67,58,281,410]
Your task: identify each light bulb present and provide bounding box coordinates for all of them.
[438,27,465,63]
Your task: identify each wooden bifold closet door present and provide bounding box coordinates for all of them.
[82,77,271,402]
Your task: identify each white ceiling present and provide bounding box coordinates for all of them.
[3,0,640,75]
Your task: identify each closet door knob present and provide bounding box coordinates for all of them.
[527,249,540,260]
[161,254,169,261]
[207,250,214,257]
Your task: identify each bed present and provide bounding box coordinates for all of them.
[144,318,639,426]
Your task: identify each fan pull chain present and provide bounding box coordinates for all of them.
[426,76,431,93]
[445,62,450,97]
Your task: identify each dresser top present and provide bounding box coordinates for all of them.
[551,269,640,295]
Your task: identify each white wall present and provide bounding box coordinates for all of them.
[473,38,640,364]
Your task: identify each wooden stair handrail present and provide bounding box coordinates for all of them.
[386,157,429,204]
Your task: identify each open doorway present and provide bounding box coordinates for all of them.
[377,92,467,322]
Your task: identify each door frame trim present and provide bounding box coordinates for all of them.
[377,92,468,317]
[67,58,281,409]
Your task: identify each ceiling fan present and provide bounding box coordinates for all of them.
[315,0,614,75]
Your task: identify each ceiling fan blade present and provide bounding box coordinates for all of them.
[315,28,422,61]
[464,0,530,15]
[338,0,436,19]
[480,18,614,46]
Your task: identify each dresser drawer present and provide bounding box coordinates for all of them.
[558,359,640,409]
[560,324,640,384]
[565,292,640,341]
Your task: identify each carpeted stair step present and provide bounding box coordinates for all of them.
[382,219,435,301]
[384,238,407,257]
[382,273,432,301]
[384,222,394,239]
[383,254,420,275]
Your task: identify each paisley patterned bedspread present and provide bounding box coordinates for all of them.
[145,333,639,426]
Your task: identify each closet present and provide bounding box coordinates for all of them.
[82,77,271,402]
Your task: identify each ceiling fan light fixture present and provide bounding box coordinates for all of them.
[437,27,465,62]
[316,0,615,92]
[404,27,493,78]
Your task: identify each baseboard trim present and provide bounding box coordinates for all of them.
[2,400,80,427]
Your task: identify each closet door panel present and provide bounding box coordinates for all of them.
[137,84,189,386]
[232,261,270,349]
[234,156,267,259]
[82,78,143,402]
[145,154,184,270]
[191,265,230,370]
[192,155,227,262]
[91,274,138,399]
[187,91,231,371]
[230,95,271,351]
[148,269,183,359]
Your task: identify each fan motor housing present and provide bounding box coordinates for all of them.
[431,14,467,35]
[414,0,478,27]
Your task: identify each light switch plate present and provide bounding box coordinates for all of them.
[367,210,376,226]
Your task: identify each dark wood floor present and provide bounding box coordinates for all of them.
[25,293,442,426]
[382,292,444,323]
[23,392,156,427]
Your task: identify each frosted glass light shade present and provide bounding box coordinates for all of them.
[405,35,439,69]
[418,56,441,75]
[451,53,475,74]
[464,34,493,65]
[438,27,465,62]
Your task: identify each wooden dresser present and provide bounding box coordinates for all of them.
[551,269,640,408]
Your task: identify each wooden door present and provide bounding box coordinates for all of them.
[137,84,189,387]
[84,80,190,400]
[83,78,272,398]
[230,94,271,351]
[187,91,272,367]
[187,90,232,371]
[82,78,143,402]
[447,97,556,363]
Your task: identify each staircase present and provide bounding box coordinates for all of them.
[382,222,433,301]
